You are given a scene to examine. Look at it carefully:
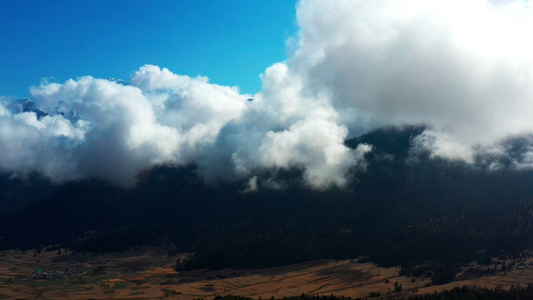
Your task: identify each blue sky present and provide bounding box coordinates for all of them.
[0,0,298,99]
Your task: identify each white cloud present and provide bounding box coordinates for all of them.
[6,0,533,188]
[242,176,259,193]
[293,0,533,148]
[0,101,12,117]
[411,130,476,163]
[258,118,365,189]
[0,63,363,189]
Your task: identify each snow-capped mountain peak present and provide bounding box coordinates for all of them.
[9,98,48,119]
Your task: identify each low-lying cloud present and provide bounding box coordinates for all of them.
[0,64,365,189]
[293,0,533,162]
[3,0,533,188]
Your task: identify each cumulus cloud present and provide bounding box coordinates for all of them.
[291,0,533,161]
[258,118,368,188]
[0,63,363,189]
[5,0,533,188]
[9,69,252,186]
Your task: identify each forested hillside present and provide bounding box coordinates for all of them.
[1,126,533,285]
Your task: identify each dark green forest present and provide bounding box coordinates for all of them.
[1,125,533,285]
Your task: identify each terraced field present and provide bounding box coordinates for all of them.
[1,247,532,299]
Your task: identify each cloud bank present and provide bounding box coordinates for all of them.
[0,64,366,189]
[293,0,533,162]
[3,0,533,188]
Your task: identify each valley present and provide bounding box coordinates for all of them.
[1,247,532,299]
